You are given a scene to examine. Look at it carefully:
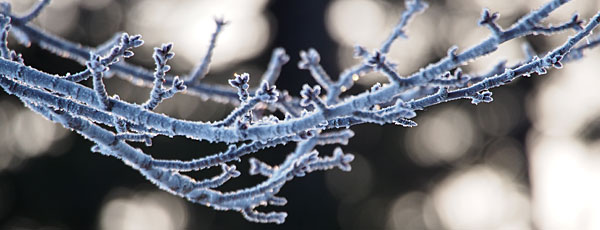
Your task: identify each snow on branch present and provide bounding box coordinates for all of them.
[0,0,599,224]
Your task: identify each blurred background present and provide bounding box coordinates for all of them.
[0,0,600,229]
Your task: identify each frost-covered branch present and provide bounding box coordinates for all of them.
[186,17,228,84]
[0,0,599,224]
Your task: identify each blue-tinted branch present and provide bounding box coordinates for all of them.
[531,13,584,34]
[298,48,334,91]
[380,0,429,54]
[1,5,598,144]
[4,10,272,107]
[1,0,600,224]
[65,33,143,82]
[563,34,600,61]
[214,80,279,127]
[300,84,328,111]
[151,134,301,172]
[261,48,290,86]
[142,43,186,110]
[116,133,154,146]
[0,15,9,59]
[409,12,600,110]
[187,18,228,84]
[88,54,111,110]
[11,0,49,24]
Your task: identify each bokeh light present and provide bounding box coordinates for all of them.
[528,135,600,229]
[430,166,530,230]
[4,0,80,36]
[326,0,389,48]
[405,106,478,166]
[99,189,189,230]
[0,99,70,172]
[530,52,600,137]
[386,191,428,230]
[12,109,60,156]
[126,0,270,72]
[528,50,600,229]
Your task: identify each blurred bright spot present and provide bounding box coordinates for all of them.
[525,17,600,228]
[35,0,80,36]
[326,0,388,47]
[405,107,477,166]
[422,193,443,230]
[0,100,70,171]
[126,0,270,71]
[6,0,124,38]
[99,190,189,230]
[431,166,530,230]
[530,52,600,137]
[386,191,427,230]
[325,153,372,203]
[528,135,600,230]
[12,109,60,157]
